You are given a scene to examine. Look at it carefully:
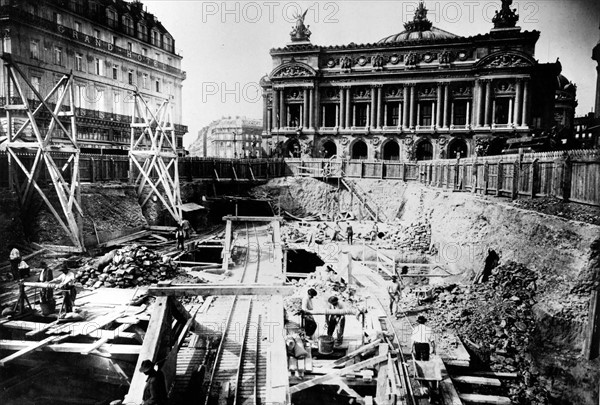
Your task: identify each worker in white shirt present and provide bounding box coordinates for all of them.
[326,296,345,345]
[49,264,77,313]
[301,288,318,339]
[9,246,21,281]
[411,316,435,361]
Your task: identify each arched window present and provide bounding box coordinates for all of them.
[321,140,337,158]
[382,141,400,160]
[447,139,468,159]
[415,140,433,161]
[351,140,368,160]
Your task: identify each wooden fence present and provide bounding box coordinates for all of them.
[1,150,599,206]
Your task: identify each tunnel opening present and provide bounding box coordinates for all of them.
[207,197,274,224]
[285,249,324,279]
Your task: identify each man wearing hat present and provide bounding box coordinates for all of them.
[411,316,435,361]
[38,262,55,314]
[140,359,168,405]
[326,296,345,345]
[49,263,77,313]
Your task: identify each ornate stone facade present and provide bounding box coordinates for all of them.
[261,1,567,160]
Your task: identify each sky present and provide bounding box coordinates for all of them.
[140,0,600,147]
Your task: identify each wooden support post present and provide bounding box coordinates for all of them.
[496,161,503,197]
[223,220,232,271]
[530,159,538,199]
[561,156,572,202]
[512,160,520,200]
[483,161,489,195]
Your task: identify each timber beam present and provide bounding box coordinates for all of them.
[147,284,295,297]
[222,215,283,222]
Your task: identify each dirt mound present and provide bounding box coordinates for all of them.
[426,262,599,404]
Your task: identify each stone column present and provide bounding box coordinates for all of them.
[508,98,513,125]
[383,104,388,127]
[279,89,285,129]
[402,86,409,129]
[303,88,309,128]
[313,86,319,129]
[409,85,416,129]
[484,80,492,127]
[444,83,450,128]
[262,94,269,133]
[272,89,279,130]
[436,83,443,128]
[370,86,377,129]
[472,80,480,127]
[267,110,272,132]
[308,88,314,129]
[450,101,455,127]
[335,104,340,127]
[377,86,383,128]
[352,105,356,127]
[522,80,530,127]
[466,101,470,127]
[339,88,345,128]
[345,88,351,129]
[514,79,523,126]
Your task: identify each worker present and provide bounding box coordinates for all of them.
[370,222,378,242]
[175,226,185,251]
[411,316,435,361]
[38,262,55,313]
[9,245,21,281]
[301,288,318,339]
[388,276,402,318]
[346,223,353,245]
[331,221,341,242]
[182,219,192,239]
[326,296,345,345]
[49,263,77,313]
[140,359,168,405]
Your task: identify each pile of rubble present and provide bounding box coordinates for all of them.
[426,262,550,404]
[76,244,178,289]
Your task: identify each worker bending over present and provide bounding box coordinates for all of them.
[326,296,345,345]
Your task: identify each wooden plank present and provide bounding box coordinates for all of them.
[123,297,171,405]
[471,370,519,379]
[147,285,295,297]
[332,339,382,367]
[80,323,131,355]
[222,215,283,222]
[0,335,59,366]
[0,340,140,355]
[198,296,214,313]
[453,375,501,387]
[289,354,387,394]
[458,393,512,405]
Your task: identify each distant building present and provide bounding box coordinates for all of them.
[0,0,187,154]
[260,1,574,159]
[188,117,263,158]
[574,113,600,149]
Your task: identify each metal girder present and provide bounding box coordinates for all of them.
[129,91,182,224]
[2,54,83,250]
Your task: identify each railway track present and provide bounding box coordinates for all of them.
[202,223,268,405]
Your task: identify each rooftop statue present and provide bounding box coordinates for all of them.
[492,0,519,29]
[404,1,433,32]
[290,9,312,42]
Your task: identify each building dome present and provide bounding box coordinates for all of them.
[378,26,458,44]
[378,1,459,44]
[557,74,575,92]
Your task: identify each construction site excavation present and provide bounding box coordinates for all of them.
[1,1,600,405]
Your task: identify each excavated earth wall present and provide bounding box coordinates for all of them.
[253,176,600,404]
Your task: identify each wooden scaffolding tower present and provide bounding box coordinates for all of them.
[129,91,182,225]
[2,54,83,250]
